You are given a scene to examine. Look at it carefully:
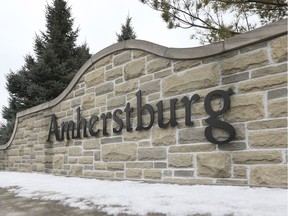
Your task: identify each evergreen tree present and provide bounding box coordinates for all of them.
[0,0,91,144]
[116,15,137,42]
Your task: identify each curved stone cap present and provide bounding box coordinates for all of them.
[1,18,287,150]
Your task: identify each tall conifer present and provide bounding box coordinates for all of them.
[0,0,91,144]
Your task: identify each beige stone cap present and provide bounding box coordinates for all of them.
[0,18,287,150]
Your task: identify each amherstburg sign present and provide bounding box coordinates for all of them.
[47,88,236,145]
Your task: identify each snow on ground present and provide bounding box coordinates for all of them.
[0,172,287,216]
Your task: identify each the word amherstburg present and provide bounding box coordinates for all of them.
[47,89,236,144]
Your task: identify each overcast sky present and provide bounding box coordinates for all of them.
[0,0,200,124]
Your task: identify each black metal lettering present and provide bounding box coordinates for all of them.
[204,88,236,144]
[156,98,178,128]
[89,115,99,136]
[101,112,111,136]
[76,107,88,138]
[113,109,124,133]
[136,90,154,131]
[124,103,133,132]
[181,94,200,126]
[47,114,60,142]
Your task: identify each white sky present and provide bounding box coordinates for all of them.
[0,172,287,215]
[0,0,199,124]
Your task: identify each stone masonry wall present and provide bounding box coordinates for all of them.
[0,21,287,188]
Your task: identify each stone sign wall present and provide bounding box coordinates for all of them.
[0,19,287,187]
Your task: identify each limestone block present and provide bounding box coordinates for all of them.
[106,163,124,171]
[169,144,216,153]
[271,35,287,63]
[249,129,287,148]
[113,51,131,66]
[154,69,172,79]
[95,55,112,68]
[251,63,287,78]
[234,166,247,178]
[95,82,114,96]
[178,128,206,144]
[133,50,148,59]
[94,162,106,170]
[147,58,170,73]
[250,166,287,187]
[220,50,268,74]
[53,155,64,169]
[126,169,142,179]
[85,68,104,88]
[168,154,193,168]
[163,63,220,97]
[144,170,162,179]
[68,147,82,156]
[84,171,114,179]
[173,60,201,72]
[233,150,282,164]
[102,143,137,161]
[224,93,264,122]
[197,153,231,178]
[79,157,93,164]
[82,93,95,110]
[115,80,138,96]
[124,58,145,80]
[174,170,194,177]
[152,127,176,146]
[123,130,150,141]
[106,67,123,81]
[138,148,166,161]
[247,119,287,130]
[83,139,100,150]
[268,98,287,117]
[140,80,160,95]
[238,73,287,92]
[126,162,153,168]
[107,96,126,110]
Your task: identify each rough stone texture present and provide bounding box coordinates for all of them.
[224,93,264,122]
[163,63,220,97]
[147,58,170,73]
[168,154,193,168]
[126,169,142,179]
[124,58,145,80]
[173,60,201,72]
[271,35,287,63]
[113,51,131,66]
[138,148,166,161]
[268,98,287,117]
[250,166,287,187]
[249,129,287,148]
[169,144,216,153]
[144,170,162,179]
[106,67,122,81]
[233,151,282,164]
[102,143,137,161]
[251,63,287,78]
[247,119,287,130]
[238,73,287,92]
[197,153,231,178]
[220,50,268,75]
[152,127,176,146]
[82,93,95,110]
[85,68,104,88]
